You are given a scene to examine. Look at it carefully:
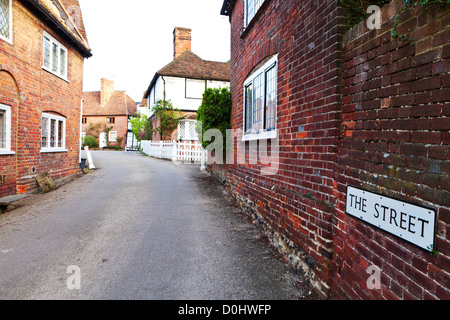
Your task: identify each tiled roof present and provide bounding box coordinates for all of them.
[144,51,230,99]
[25,0,91,56]
[83,91,137,117]
[158,50,230,81]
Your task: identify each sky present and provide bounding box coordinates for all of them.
[78,0,231,102]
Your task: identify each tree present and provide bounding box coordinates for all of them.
[152,98,182,140]
[196,87,232,149]
[130,114,153,141]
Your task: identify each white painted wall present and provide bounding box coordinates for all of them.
[146,76,229,116]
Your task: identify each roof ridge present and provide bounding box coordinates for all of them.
[158,50,201,73]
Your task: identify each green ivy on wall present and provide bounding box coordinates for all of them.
[339,0,392,28]
[340,0,450,39]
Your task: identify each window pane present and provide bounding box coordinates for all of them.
[52,43,59,73]
[265,64,277,130]
[246,0,263,26]
[41,117,49,148]
[252,73,264,131]
[0,0,10,39]
[50,119,56,147]
[109,131,117,142]
[0,109,5,149]
[186,79,205,99]
[57,120,63,148]
[245,84,253,133]
[59,48,66,77]
[189,121,198,140]
[43,37,51,68]
[246,0,254,25]
[179,121,186,140]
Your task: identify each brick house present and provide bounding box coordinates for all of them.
[82,78,137,149]
[221,0,449,299]
[0,0,91,197]
[142,27,230,141]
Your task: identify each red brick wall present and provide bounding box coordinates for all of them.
[0,70,19,196]
[225,0,449,299]
[226,0,342,298]
[333,1,450,300]
[82,116,129,148]
[0,1,85,196]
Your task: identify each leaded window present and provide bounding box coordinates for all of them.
[178,120,199,141]
[0,0,12,42]
[41,113,66,152]
[243,55,278,140]
[245,0,264,27]
[0,104,12,153]
[0,109,6,149]
[265,64,277,130]
[42,32,68,79]
[41,117,49,148]
[43,36,51,68]
[109,131,117,142]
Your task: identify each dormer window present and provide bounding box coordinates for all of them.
[0,0,12,44]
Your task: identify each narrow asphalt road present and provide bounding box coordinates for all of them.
[0,151,310,300]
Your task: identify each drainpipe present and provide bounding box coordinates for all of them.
[161,76,166,141]
[161,75,166,102]
[79,98,83,164]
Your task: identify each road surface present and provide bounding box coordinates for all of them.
[0,151,310,300]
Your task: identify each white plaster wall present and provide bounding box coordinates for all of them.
[147,76,230,114]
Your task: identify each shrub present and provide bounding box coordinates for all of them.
[130,114,153,141]
[83,135,99,149]
[196,87,232,150]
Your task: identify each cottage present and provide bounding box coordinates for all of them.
[142,27,230,141]
[82,78,137,149]
[221,0,449,300]
[0,0,91,197]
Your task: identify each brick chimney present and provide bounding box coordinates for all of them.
[173,27,191,60]
[100,78,114,105]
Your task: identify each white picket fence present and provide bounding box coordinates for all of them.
[141,140,174,159]
[140,140,204,163]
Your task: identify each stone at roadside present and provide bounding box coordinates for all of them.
[35,172,57,193]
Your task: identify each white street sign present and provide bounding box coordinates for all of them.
[346,186,436,252]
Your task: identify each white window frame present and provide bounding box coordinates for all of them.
[0,103,14,155]
[42,31,68,81]
[244,0,265,28]
[0,0,13,44]
[178,120,199,141]
[109,131,117,142]
[185,79,206,99]
[41,113,67,153]
[243,55,278,141]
